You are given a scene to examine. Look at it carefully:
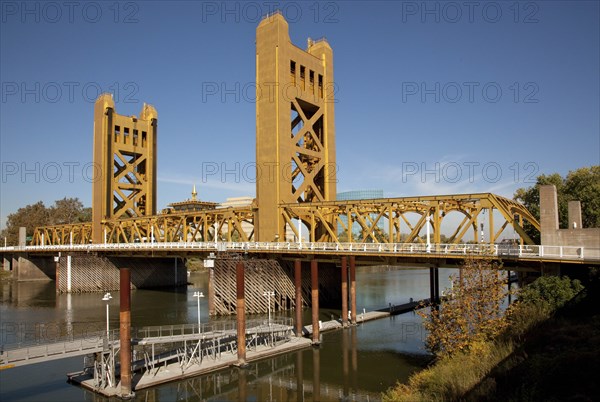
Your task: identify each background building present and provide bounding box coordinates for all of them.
[337,190,385,239]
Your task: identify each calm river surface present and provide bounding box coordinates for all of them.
[0,267,456,401]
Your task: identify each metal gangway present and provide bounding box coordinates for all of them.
[0,318,294,369]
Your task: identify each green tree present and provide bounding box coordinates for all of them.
[418,258,508,357]
[514,166,600,243]
[1,201,50,245]
[563,166,600,228]
[1,197,90,245]
[49,197,86,225]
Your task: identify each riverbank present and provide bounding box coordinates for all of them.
[467,276,600,400]
[383,274,599,401]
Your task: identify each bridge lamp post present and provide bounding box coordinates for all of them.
[426,215,431,253]
[102,292,112,340]
[193,291,205,334]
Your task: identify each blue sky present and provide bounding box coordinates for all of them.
[1,1,599,229]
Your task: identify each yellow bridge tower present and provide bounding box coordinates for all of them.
[255,12,337,241]
[92,94,158,243]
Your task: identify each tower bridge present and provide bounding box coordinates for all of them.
[2,11,598,298]
[1,12,598,397]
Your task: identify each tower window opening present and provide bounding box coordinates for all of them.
[290,60,296,86]
[318,75,323,98]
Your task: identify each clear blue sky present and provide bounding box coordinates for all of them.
[1,1,599,229]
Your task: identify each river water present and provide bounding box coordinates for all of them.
[0,267,456,401]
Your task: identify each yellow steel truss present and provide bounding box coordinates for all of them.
[34,207,254,245]
[280,193,540,246]
[33,193,539,246]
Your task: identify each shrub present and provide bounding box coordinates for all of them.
[517,275,583,311]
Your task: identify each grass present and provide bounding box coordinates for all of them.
[383,274,599,401]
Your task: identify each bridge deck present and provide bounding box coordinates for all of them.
[2,242,598,264]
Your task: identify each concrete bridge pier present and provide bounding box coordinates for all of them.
[3,256,11,271]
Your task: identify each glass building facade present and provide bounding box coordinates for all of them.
[336,190,385,238]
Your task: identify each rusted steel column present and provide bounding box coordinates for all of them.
[311,259,319,344]
[294,259,303,336]
[349,256,357,324]
[341,256,348,327]
[119,267,132,397]
[236,261,246,365]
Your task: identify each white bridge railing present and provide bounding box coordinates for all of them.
[1,242,598,261]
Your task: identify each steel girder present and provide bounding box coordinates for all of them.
[33,208,254,245]
[32,194,539,246]
[280,193,540,246]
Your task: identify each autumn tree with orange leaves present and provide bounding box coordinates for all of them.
[418,258,509,357]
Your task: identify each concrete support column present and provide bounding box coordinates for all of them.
[208,266,215,316]
[236,261,246,366]
[568,201,583,229]
[54,256,59,292]
[66,255,72,293]
[119,267,133,398]
[349,256,356,324]
[294,259,302,336]
[341,256,348,327]
[311,259,320,344]
[3,256,11,272]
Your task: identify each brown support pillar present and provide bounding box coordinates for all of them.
[349,256,357,324]
[236,261,246,366]
[119,268,132,397]
[311,259,320,344]
[294,259,303,336]
[341,256,348,327]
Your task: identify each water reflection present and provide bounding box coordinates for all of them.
[1,267,447,401]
